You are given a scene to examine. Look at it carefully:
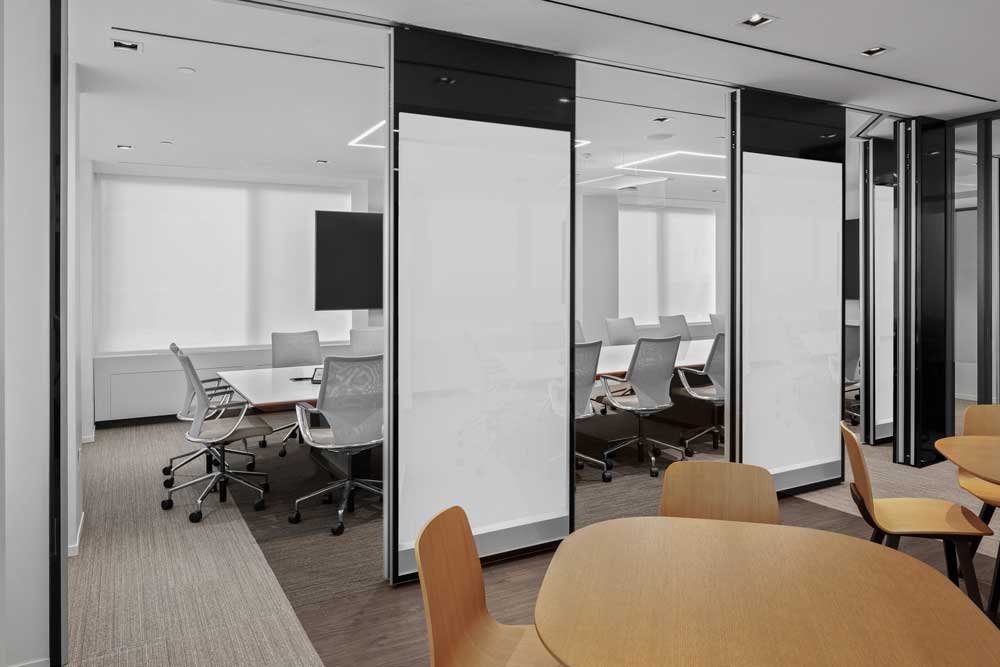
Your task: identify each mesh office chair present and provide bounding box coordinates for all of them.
[574,320,586,343]
[658,315,691,340]
[162,344,256,484]
[710,313,725,336]
[350,327,384,355]
[270,330,323,456]
[574,341,611,482]
[162,344,273,523]
[844,324,861,425]
[600,336,685,477]
[677,332,725,456]
[290,354,383,535]
[604,317,639,345]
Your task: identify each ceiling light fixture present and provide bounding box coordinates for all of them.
[741,13,775,27]
[111,39,142,52]
[820,133,838,139]
[619,167,726,180]
[558,97,572,104]
[115,144,134,150]
[315,159,329,165]
[177,66,196,75]
[348,120,387,149]
[616,150,726,170]
[574,139,592,148]
[860,46,890,57]
[159,140,173,145]
[653,117,673,123]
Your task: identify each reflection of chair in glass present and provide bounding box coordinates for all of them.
[271,330,322,456]
[843,324,861,425]
[710,313,725,336]
[574,341,611,482]
[604,316,638,345]
[600,336,685,477]
[677,333,725,456]
[162,344,273,523]
[657,314,691,340]
[290,355,383,536]
[574,320,586,343]
[659,461,779,524]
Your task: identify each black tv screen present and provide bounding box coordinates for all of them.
[315,211,383,310]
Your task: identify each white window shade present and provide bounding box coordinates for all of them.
[95,175,353,352]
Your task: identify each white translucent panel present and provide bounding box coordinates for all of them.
[954,208,979,403]
[618,208,660,324]
[396,113,570,572]
[742,153,842,487]
[660,207,716,322]
[95,176,352,352]
[873,185,894,428]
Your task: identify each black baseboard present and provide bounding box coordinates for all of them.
[96,414,178,429]
[777,476,843,498]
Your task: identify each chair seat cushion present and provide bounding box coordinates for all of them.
[600,393,672,415]
[873,497,992,537]
[958,468,1000,506]
[198,415,273,443]
[684,384,724,403]
[306,427,382,453]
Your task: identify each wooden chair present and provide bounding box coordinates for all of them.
[841,423,992,608]
[659,461,780,525]
[415,506,557,666]
[956,405,1000,617]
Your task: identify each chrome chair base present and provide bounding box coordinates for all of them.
[160,445,269,523]
[288,477,382,535]
[162,440,258,486]
[575,452,612,482]
[603,415,685,477]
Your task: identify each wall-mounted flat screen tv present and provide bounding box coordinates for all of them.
[315,211,383,310]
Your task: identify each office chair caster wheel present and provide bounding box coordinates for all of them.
[161,498,174,511]
[602,471,612,483]
[261,482,270,493]
[684,447,694,458]
[246,461,255,472]
[288,511,301,524]
[331,523,344,536]
[212,458,220,468]
[278,448,287,458]
[600,407,607,415]
[253,498,266,512]
[161,465,172,476]
[650,468,659,478]
[651,446,661,456]
[163,478,174,489]
[321,493,334,505]
[188,510,202,524]
[258,439,267,448]
[575,460,585,470]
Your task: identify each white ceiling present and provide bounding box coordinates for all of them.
[72,0,389,184]
[295,0,1000,119]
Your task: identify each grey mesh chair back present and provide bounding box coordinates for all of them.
[316,355,384,447]
[605,317,639,345]
[350,327,384,356]
[704,332,726,391]
[272,330,321,368]
[625,336,681,410]
[171,343,200,421]
[574,341,602,419]
[658,315,691,341]
[574,320,586,343]
[844,324,861,383]
[170,343,212,438]
[710,313,725,336]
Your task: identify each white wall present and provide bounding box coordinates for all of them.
[2,1,52,664]
[578,195,618,343]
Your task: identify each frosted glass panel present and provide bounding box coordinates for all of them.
[873,185,894,429]
[95,176,352,351]
[396,113,570,572]
[742,153,842,486]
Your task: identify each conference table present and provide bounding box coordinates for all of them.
[596,338,713,377]
[534,517,1000,666]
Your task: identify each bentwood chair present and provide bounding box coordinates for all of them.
[657,314,691,341]
[659,461,779,524]
[290,354,383,536]
[676,332,725,455]
[416,506,558,666]
[954,405,1000,617]
[842,423,991,608]
[162,344,273,523]
[600,336,686,477]
[270,330,322,456]
[604,317,639,346]
[574,341,611,482]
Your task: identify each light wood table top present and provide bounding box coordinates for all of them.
[534,517,1000,666]
[596,338,712,378]
[936,436,1000,485]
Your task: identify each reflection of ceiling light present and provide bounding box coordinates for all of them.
[820,133,838,139]
[742,13,774,27]
[315,159,329,165]
[348,120,386,149]
[861,46,889,57]
[621,167,726,180]
[575,139,592,148]
[177,66,196,74]
[616,150,725,170]
[116,144,134,150]
[577,175,619,186]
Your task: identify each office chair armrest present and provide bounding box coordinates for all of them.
[599,374,632,410]
[295,402,321,444]
[676,368,705,395]
[192,401,250,443]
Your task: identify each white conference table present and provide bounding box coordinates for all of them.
[595,338,713,377]
[217,365,320,411]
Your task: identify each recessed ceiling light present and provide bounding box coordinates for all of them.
[617,150,726,170]
[558,97,572,104]
[115,144,134,150]
[314,159,329,165]
[159,140,173,145]
[715,136,727,140]
[646,133,674,142]
[574,139,592,148]
[348,120,387,149]
[177,66,197,75]
[741,13,775,27]
[860,46,890,57]
[111,39,142,52]
[653,117,673,123]
[820,133,838,139]
[712,189,720,193]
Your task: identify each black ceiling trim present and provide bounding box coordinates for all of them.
[576,95,726,120]
[540,0,996,103]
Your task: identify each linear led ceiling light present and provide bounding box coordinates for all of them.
[614,150,726,179]
[348,120,387,149]
[575,139,592,148]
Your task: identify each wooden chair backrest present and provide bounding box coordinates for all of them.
[841,423,875,516]
[963,404,1000,436]
[659,461,780,525]
[415,506,488,666]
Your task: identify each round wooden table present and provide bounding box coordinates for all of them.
[534,517,1000,666]
[935,436,1000,484]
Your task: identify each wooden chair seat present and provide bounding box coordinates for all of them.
[958,468,1000,507]
[872,497,992,537]
[453,620,558,666]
